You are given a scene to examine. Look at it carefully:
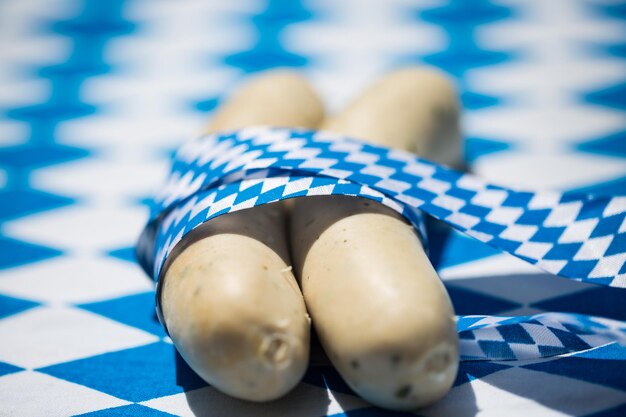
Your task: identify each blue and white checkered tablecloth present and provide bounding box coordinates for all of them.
[1,1,625,416]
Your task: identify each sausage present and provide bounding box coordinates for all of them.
[289,67,461,410]
[323,67,462,167]
[160,71,323,401]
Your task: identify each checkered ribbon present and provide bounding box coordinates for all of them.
[458,313,626,361]
[137,126,626,361]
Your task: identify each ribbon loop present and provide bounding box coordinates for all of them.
[137,126,626,363]
[138,127,626,288]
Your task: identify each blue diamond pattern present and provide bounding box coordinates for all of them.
[0,144,90,171]
[78,292,165,337]
[478,340,516,360]
[461,91,500,110]
[0,362,24,377]
[0,294,40,319]
[496,323,535,344]
[576,130,626,159]
[585,82,626,110]
[37,342,207,402]
[583,403,626,417]
[224,0,310,72]
[418,0,514,77]
[75,404,179,417]
[192,97,220,113]
[0,189,74,222]
[446,285,521,315]
[1,0,625,415]
[427,220,501,270]
[607,43,626,58]
[522,351,626,391]
[0,235,62,269]
[574,343,626,360]
[453,361,512,386]
[465,137,513,164]
[106,246,137,263]
[532,287,626,322]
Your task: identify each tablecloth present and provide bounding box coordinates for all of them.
[0,0,625,416]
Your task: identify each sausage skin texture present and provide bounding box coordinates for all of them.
[323,67,462,167]
[290,67,461,410]
[161,71,323,401]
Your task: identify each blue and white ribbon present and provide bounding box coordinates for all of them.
[457,313,626,361]
[137,126,626,361]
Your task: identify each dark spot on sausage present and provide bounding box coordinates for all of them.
[343,239,347,243]
[363,202,370,207]
[390,354,401,365]
[262,265,269,271]
[395,385,412,399]
[426,350,452,373]
[350,360,359,369]
[433,106,454,124]
[193,285,202,296]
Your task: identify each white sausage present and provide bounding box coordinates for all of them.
[323,67,462,167]
[290,67,461,410]
[161,71,323,401]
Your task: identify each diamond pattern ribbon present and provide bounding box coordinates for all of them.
[137,126,626,361]
[139,127,626,287]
